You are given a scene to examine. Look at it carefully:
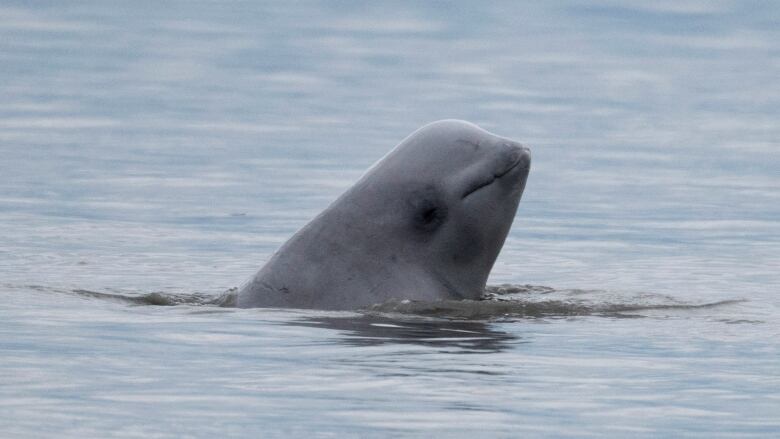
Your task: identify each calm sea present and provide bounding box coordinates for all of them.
[1,1,778,437]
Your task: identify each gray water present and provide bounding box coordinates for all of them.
[1,1,779,437]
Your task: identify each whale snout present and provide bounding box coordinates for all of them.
[461,141,531,200]
[500,142,531,175]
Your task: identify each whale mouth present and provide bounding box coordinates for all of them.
[461,154,528,200]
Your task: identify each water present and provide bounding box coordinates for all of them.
[1,1,779,437]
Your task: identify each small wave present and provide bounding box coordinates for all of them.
[366,284,746,320]
[365,296,745,320]
[9,283,745,320]
[68,287,238,307]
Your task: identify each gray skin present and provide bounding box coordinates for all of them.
[237,120,531,310]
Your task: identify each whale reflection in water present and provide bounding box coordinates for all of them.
[286,314,520,353]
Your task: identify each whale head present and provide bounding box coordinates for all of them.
[351,120,531,300]
[238,120,531,309]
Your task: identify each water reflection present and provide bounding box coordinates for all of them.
[288,314,519,353]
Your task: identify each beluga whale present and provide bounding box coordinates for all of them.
[237,120,531,310]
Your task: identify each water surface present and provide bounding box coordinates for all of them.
[1,1,779,437]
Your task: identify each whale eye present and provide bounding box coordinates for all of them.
[407,185,448,233]
[421,207,438,223]
[413,199,447,232]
